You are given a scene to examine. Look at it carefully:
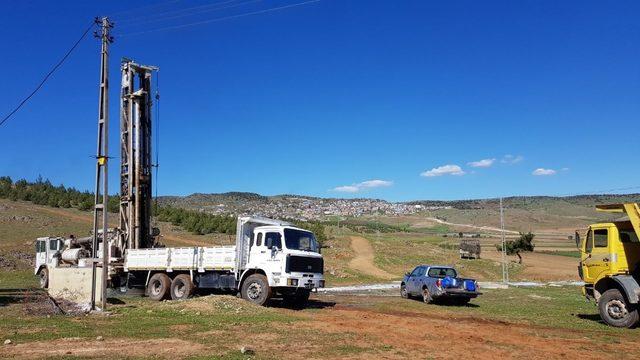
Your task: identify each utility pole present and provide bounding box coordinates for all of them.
[90,17,113,311]
[500,197,508,284]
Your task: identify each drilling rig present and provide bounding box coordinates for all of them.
[33,18,325,309]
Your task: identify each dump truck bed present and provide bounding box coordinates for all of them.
[124,246,236,272]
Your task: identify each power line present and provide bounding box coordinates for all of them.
[115,0,246,25]
[120,0,321,37]
[117,0,260,29]
[0,20,96,128]
[108,0,183,19]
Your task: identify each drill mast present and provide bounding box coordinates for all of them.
[119,60,158,251]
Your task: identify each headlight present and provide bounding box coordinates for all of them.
[287,278,299,286]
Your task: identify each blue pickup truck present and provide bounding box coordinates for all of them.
[401,265,481,305]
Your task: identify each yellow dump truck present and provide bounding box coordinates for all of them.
[577,203,640,328]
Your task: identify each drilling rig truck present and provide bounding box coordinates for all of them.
[577,203,640,327]
[34,59,324,307]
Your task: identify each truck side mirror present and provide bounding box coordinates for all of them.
[574,231,580,249]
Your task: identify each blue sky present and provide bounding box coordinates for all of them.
[0,0,638,201]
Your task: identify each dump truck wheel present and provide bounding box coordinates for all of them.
[147,273,171,301]
[171,274,194,300]
[38,268,49,289]
[400,283,408,299]
[422,288,434,304]
[241,274,271,306]
[599,289,639,328]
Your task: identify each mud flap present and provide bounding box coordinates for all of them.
[612,275,640,304]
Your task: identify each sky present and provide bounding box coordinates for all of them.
[0,0,639,202]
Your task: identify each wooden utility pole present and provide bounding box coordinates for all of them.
[91,17,113,311]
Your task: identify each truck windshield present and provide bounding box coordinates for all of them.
[284,229,319,253]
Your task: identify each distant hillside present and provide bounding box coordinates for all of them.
[408,194,640,210]
[157,191,640,226]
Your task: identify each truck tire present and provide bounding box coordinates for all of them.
[171,274,194,300]
[598,289,639,328]
[146,273,171,301]
[38,268,49,289]
[400,283,409,299]
[241,274,272,306]
[422,287,434,304]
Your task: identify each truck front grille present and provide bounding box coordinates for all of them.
[286,255,324,274]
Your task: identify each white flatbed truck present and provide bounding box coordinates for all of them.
[36,216,325,306]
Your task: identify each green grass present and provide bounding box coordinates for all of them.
[368,232,521,281]
[0,295,296,344]
[377,286,634,337]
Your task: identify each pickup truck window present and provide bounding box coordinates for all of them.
[594,229,608,248]
[410,267,421,277]
[411,266,426,277]
[585,230,593,252]
[427,267,457,278]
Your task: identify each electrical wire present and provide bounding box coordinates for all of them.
[119,0,321,37]
[0,20,96,128]
[115,0,247,25]
[108,0,183,19]
[118,0,261,29]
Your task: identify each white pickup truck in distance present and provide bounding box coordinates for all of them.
[123,216,325,306]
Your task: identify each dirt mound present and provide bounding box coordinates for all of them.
[160,294,272,316]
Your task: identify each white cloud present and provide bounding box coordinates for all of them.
[332,179,393,193]
[468,158,496,168]
[420,164,466,177]
[501,154,524,164]
[532,168,556,176]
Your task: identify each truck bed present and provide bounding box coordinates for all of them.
[124,246,236,272]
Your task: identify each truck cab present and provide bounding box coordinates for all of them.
[34,237,64,288]
[579,203,640,328]
[240,223,324,305]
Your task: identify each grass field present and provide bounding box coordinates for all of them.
[0,198,637,359]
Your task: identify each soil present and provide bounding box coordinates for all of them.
[481,250,579,281]
[348,236,396,280]
[1,338,206,359]
[301,297,626,359]
[2,293,635,359]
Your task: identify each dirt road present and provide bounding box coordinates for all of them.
[348,236,396,280]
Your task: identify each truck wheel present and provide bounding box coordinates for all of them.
[400,283,408,299]
[146,273,171,301]
[422,287,434,304]
[598,289,639,328]
[38,268,49,289]
[171,274,194,300]
[241,274,272,306]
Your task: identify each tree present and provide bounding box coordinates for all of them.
[496,232,535,264]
